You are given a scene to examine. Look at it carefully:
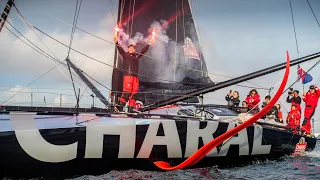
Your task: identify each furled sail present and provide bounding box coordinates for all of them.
[111,0,214,107]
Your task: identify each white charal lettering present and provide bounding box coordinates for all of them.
[10,112,78,162]
[251,125,271,155]
[184,120,219,157]
[85,119,136,158]
[137,120,182,158]
[211,123,249,157]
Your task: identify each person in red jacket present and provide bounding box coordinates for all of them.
[301,85,320,135]
[114,35,154,113]
[286,104,301,134]
[276,104,283,123]
[245,89,261,110]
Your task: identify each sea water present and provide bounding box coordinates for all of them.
[65,143,320,180]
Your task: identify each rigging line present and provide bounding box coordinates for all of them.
[5,20,52,58]
[0,88,90,97]
[11,9,110,105]
[289,0,300,56]
[13,4,59,61]
[130,0,135,38]
[189,0,267,90]
[269,90,289,113]
[4,24,111,104]
[1,28,68,105]
[182,0,185,41]
[0,85,97,91]
[233,84,270,90]
[189,0,204,60]
[48,13,270,90]
[31,25,225,85]
[67,0,79,58]
[108,0,116,23]
[46,14,241,79]
[6,20,226,100]
[12,8,85,93]
[67,62,78,99]
[67,0,83,102]
[9,26,112,95]
[307,0,320,85]
[282,58,320,95]
[127,0,132,36]
[5,20,85,91]
[119,0,125,25]
[174,0,178,81]
[79,48,109,101]
[307,0,320,29]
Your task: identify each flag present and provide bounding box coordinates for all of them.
[297,65,313,84]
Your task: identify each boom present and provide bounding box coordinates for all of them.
[141,52,320,112]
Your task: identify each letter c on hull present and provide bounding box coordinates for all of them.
[10,112,78,162]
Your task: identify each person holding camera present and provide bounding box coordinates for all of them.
[261,95,278,121]
[225,90,240,107]
[286,88,301,113]
[301,85,320,135]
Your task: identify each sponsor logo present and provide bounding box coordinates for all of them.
[135,100,144,109]
[10,113,271,163]
[182,37,200,60]
[294,137,307,153]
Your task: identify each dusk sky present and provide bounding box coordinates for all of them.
[1,0,320,131]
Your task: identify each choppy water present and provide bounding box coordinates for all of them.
[68,142,320,180]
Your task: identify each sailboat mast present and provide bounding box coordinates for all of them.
[141,52,320,112]
[110,0,123,106]
[0,0,14,33]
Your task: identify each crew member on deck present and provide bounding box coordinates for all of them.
[242,101,248,107]
[286,104,301,134]
[113,35,154,113]
[261,95,278,121]
[276,104,283,123]
[245,89,260,113]
[302,85,320,135]
[225,90,240,107]
[286,89,301,113]
[238,101,248,113]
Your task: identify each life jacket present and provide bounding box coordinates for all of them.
[303,89,320,108]
[245,94,260,109]
[278,111,283,119]
[286,109,301,128]
[291,99,301,112]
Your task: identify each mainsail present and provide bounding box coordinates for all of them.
[111,0,214,107]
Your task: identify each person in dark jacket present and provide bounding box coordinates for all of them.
[261,95,278,121]
[225,90,240,107]
[114,35,154,112]
[286,89,302,113]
